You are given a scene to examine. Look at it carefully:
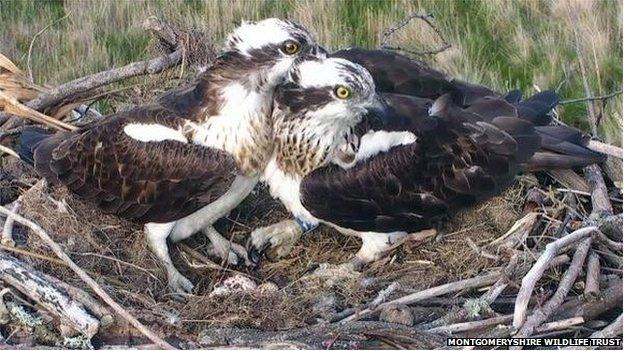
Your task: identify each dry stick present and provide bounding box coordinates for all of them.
[340,271,500,323]
[1,18,185,130]
[552,278,622,322]
[1,200,20,246]
[379,13,451,56]
[427,314,513,334]
[514,237,593,339]
[584,252,600,300]
[0,251,100,337]
[534,317,584,333]
[584,164,614,218]
[0,91,76,131]
[424,253,570,329]
[40,271,114,327]
[589,314,623,338]
[0,144,20,159]
[0,206,175,350]
[586,140,623,159]
[512,226,597,330]
[559,90,623,105]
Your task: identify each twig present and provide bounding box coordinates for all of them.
[559,90,622,105]
[340,271,500,323]
[552,278,622,322]
[1,199,20,246]
[0,251,99,337]
[27,11,73,83]
[514,237,593,338]
[423,253,569,329]
[379,13,451,56]
[583,252,600,300]
[0,205,176,349]
[534,317,584,333]
[586,140,623,159]
[0,144,19,159]
[1,17,189,130]
[512,226,597,330]
[589,314,623,338]
[427,314,513,334]
[0,91,77,131]
[584,164,613,217]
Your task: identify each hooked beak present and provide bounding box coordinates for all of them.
[364,95,392,128]
[305,44,328,58]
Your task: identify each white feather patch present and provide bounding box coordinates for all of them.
[354,130,416,163]
[123,123,187,143]
[261,157,319,225]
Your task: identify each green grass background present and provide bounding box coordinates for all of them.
[1,0,621,144]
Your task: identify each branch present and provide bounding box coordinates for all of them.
[379,13,451,56]
[340,271,500,323]
[0,91,77,131]
[197,321,444,349]
[589,314,623,338]
[583,252,600,300]
[559,90,623,105]
[0,251,99,338]
[1,17,196,130]
[586,140,623,159]
[512,226,597,330]
[514,237,592,338]
[0,205,176,350]
[584,164,613,218]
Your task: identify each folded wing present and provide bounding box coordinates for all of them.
[20,106,238,224]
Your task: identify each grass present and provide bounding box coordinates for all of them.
[0,0,621,144]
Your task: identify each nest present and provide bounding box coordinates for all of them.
[0,17,622,350]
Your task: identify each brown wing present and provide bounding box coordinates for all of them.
[330,48,496,105]
[300,95,540,233]
[27,106,238,224]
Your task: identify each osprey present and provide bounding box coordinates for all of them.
[248,49,605,268]
[18,18,323,293]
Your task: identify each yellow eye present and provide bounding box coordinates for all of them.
[282,41,300,55]
[335,85,351,99]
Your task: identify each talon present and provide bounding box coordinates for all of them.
[248,241,270,266]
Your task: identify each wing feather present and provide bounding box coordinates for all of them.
[31,107,238,224]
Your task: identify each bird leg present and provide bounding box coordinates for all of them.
[144,222,194,294]
[202,226,250,266]
[351,229,436,270]
[248,219,303,265]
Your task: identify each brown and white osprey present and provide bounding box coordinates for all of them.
[18,18,323,293]
[248,50,605,268]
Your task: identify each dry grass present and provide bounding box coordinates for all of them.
[10,177,524,336]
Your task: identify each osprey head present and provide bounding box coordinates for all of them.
[272,57,390,175]
[225,18,326,87]
[275,57,389,132]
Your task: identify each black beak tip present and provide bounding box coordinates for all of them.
[366,101,392,128]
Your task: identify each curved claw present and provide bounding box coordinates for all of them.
[247,239,271,267]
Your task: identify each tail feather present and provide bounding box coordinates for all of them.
[527,151,604,171]
[18,127,53,165]
[515,90,558,126]
[503,89,522,103]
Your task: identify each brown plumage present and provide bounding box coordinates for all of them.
[300,90,604,233]
[20,107,238,224]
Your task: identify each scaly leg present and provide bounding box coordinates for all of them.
[202,226,250,266]
[247,219,303,265]
[145,222,194,294]
[351,229,437,270]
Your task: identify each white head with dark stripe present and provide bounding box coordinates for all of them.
[222,18,326,89]
[272,57,389,176]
